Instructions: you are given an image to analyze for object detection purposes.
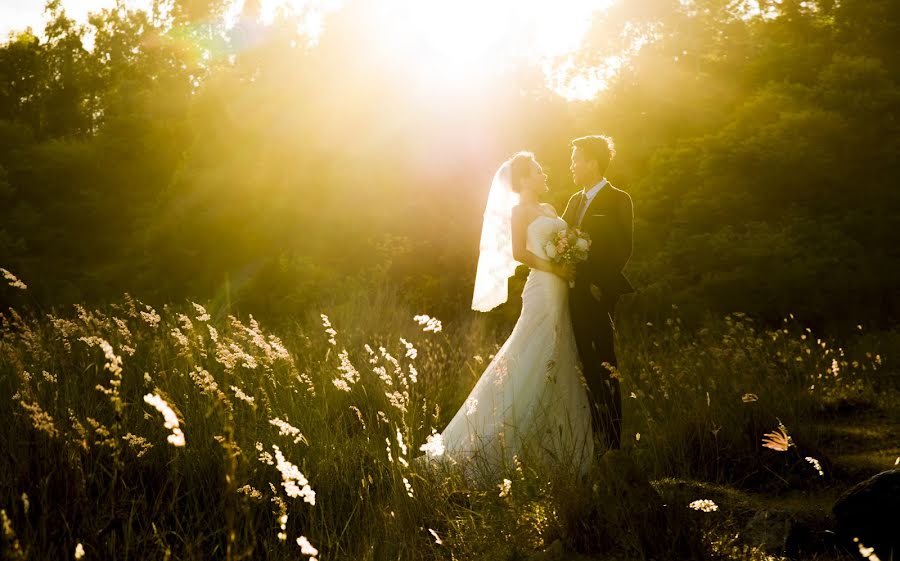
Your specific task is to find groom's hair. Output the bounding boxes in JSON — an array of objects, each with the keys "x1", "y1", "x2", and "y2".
[
  {"x1": 509, "y1": 151, "x2": 537, "y2": 193},
  {"x1": 572, "y1": 135, "x2": 616, "y2": 174}
]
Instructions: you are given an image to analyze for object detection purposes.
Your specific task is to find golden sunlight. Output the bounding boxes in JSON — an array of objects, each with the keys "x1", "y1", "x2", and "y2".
[{"x1": 252, "y1": 0, "x2": 620, "y2": 99}]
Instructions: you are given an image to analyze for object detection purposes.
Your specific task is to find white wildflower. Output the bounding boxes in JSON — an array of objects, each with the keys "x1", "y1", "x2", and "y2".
[
  {"x1": 688, "y1": 499, "x2": 718, "y2": 512},
  {"x1": 143, "y1": 393, "x2": 185, "y2": 447},
  {"x1": 498, "y1": 478, "x2": 512, "y2": 498},
  {"x1": 413, "y1": 314, "x2": 442, "y2": 333},
  {"x1": 272, "y1": 445, "x2": 315, "y2": 505},
  {"x1": 192, "y1": 302, "x2": 211, "y2": 322},
  {"x1": 805, "y1": 456, "x2": 824, "y2": 476},
  {"x1": 321, "y1": 314, "x2": 337, "y2": 345},
  {"x1": 1, "y1": 268, "x2": 27, "y2": 289},
  {"x1": 400, "y1": 338, "x2": 417, "y2": 359},
  {"x1": 466, "y1": 397, "x2": 478, "y2": 416},
  {"x1": 854, "y1": 538, "x2": 882, "y2": 561},
  {"x1": 269, "y1": 418, "x2": 308, "y2": 445},
  {"x1": 419, "y1": 431, "x2": 445, "y2": 458},
  {"x1": 139, "y1": 305, "x2": 161, "y2": 328},
  {"x1": 297, "y1": 536, "x2": 319, "y2": 560},
  {"x1": 74, "y1": 542, "x2": 85, "y2": 559},
  {"x1": 403, "y1": 476, "x2": 414, "y2": 498},
  {"x1": 230, "y1": 385, "x2": 255, "y2": 404}
]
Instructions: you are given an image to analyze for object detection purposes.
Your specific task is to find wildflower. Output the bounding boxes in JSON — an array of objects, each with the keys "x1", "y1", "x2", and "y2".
[
  {"x1": 854, "y1": 538, "x2": 882, "y2": 561},
  {"x1": 395, "y1": 428, "x2": 408, "y2": 456},
  {"x1": 403, "y1": 477, "x2": 414, "y2": 498},
  {"x1": 498, "y1": 478, "x2": 512, "y2": 498},
  {"x1": 400, "y1": 338, "x2": 417, "y2": 359},
  {"x1": 332, "y1": 350, "x2": 359, "y2": 391},
  {"x1": 237, "y1": 484, "x2": 263, "y2": 500},
  {"x1": 413, "y1": 314, "x2": 442, "y2": 333},
  {"x1": 257, "y1": 441, "x2": 274, "y2": 465},
  {"x1": 277, "y1": 513, "x2": 288, "y2": 541},
  {"x1": 231, "y1": 385, "x2": 255, "y2": 405},
  {"x1": 473, "y1": 354, "x2": 484, "y2": 364},
  {"x1": 270, "y1": 418, "x2": 308, "y2": 445},
  {"x1": 688, "y1": 499, "x2": 718, "y2": 512},
  {"x1": 635, "y1": 432, "x2": 641, "y2": 441},
  {"x1": 74, "y1": 543, "x2": 85, "y2": 559},
  {"x1": 465, "y1": 397, "x2": 478, "y2": 415},
  {"x1": 190, "y1": 367, "x2": 221, "y2": 396},
  {"x1": 122, "y1": 433, "x2": 153, "y2": 458},
  {"x1": 805, "y1": 456, "x2": 824, "y2": 476},
  {"x1": 741, "y1": 393, "x2": 759, "y2": 403},
  {"x1": 20, "y1": 401, "x2": 59, "y2": 438},
  {"x1": 272, "y1": 445, "x2": 315, "y2": 505},
  {"x1": 761, "y1": 422, "x2": 792, "y2": 452},
  {"x1": 1, "y1": 268, "x2": 27, "y2": 289},
  {"x1": 143, "y1": 393, "x2": 185, "y2": 447},
  {"x1": 385, "y1": 390, "x2": 409, "y2": 413},
  {"x1": 170, "y1": 327, "x2": 190, "y2": 348},
  {"x1": 20, "y1": 494, "x2": 28, "y2": 514},
  {"x1": 139, "y1": 305, "x2": 161, "y2": 328},
  {"x1": 321, "y1": 314, "x2": 337, "y2": 345},
  {"x1": 349, "y1": 406, "x2": 366, "y2": 429},
  {"x1": 297, "y1": 536, "x2": 319, "y2": 560},
  {"x1": 192, "y1": 302, "x2": 211, "y2": 322},
  {"x1": 207, "y1": 324, "x2": 219, "y2": 343},
  {"x1": 419, "y1": 431, "x2": 445, "y2": 458}
]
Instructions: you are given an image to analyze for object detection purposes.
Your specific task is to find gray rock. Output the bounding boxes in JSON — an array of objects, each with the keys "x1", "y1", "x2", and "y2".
[{"x1": 833, "y1": 469, "x2": 900, "y2": 560}]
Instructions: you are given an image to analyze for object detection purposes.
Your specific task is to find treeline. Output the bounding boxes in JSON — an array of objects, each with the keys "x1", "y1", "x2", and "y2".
[{"x1": 1, "y1": 0, "x2": 898, "y2": 330}]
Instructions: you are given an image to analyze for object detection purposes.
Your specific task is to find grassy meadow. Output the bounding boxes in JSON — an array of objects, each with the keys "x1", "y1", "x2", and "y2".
[{"x1": 1, "y1": 275, "x2": 897, "y2": 561}]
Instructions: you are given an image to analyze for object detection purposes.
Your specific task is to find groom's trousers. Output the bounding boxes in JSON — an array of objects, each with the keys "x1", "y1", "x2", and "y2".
[{"x1": 571, "y1": 293, "x2": 623, "y2": 451}]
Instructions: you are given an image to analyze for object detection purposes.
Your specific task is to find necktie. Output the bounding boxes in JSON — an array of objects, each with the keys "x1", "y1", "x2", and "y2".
[{"x1": 576, "y1": 191, "x2": 588, "y2": 226}]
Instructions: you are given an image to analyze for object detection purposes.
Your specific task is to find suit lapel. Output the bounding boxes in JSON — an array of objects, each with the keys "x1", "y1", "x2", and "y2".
[{"x1": 580, "y1": 185, "x2": 607, "y2": 225}]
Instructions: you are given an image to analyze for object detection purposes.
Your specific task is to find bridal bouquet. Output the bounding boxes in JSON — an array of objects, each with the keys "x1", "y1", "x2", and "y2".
[{"x1": 544, "y1": 227, "x2": 591, "y2": 265}]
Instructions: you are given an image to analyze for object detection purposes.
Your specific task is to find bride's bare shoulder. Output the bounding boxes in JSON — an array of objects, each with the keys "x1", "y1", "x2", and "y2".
[{"x1": 513, "y1": 202, "x2": 540, "y2": 216}]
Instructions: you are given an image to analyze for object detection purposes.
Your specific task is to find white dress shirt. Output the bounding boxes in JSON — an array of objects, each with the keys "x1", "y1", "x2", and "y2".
[{"x1": 577, "y1": 178, "x2": 608, "y2": 226}]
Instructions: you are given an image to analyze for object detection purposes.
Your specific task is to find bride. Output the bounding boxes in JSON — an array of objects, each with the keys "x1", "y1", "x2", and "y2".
[{"x1": 427, "y1": 152, "x2": 593, "y2": 480}]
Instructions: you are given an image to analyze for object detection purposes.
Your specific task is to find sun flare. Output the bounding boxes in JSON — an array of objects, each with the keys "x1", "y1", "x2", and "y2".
[{"x1": 251, "y1": 0, "x2": 619, "y2": 99}]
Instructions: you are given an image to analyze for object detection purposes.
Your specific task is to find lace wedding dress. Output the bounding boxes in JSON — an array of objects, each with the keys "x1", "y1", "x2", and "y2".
[{"x1": 436, "y1": 213, "x2": 593, "y2": 480}]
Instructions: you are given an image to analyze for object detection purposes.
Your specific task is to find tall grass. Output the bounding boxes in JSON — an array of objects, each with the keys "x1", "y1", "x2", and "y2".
[{"x1": 0, "y1": 280, "x2": 893, "y2": 560}]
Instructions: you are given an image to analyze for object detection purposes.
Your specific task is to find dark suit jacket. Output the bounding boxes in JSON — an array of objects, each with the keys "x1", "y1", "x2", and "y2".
[{"x1": 562, "y1": 182, "x2": 635, "y2": 304}]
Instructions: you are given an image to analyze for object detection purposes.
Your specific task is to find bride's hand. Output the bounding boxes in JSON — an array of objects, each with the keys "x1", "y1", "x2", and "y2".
[{"x1": 555, "y1": 263, "x2": 576, "y2": 282}]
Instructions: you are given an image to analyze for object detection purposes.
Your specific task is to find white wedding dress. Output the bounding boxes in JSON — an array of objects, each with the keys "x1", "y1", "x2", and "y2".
[{"x1": 436, "y1": 213, "x2": 593, "y2": 480}]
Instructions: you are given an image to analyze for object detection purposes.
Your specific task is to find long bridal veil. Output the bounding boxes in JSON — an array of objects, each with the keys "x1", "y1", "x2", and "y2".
[{"x1": 471, "y1": 161, "x2": 520, "y2": 312}]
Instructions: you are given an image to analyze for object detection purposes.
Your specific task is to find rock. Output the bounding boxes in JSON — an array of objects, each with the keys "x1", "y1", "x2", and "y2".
[
  {"x1": 744, "y1": 508, "x2": 837, "y2": 558},
  {"x1": 833, "y1": 469, "x2": 900, "y2": 559}
]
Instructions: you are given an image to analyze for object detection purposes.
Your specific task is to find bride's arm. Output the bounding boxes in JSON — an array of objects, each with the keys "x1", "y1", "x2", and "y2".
[{"x1": 511, "y1": 206, "x2": 573, "y2": 280}]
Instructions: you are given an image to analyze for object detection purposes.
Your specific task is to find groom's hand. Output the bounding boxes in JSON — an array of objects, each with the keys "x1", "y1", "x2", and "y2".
[
  {"x1": 556, "y1": 263, "x2": 576, "y2": 283},
  {"x1": 590, "y1": 283, "x2": 604, "y2": 302}
]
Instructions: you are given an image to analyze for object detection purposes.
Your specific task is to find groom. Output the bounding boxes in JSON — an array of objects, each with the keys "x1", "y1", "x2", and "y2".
[{"x1": 562, "y1": 135, "x2": 634, "y2": 452}]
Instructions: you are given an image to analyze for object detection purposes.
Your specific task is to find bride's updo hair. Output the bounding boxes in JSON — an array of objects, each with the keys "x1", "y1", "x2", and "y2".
[{"x1": 508, "y1": 151, "x2": 537, "y2": 193}]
